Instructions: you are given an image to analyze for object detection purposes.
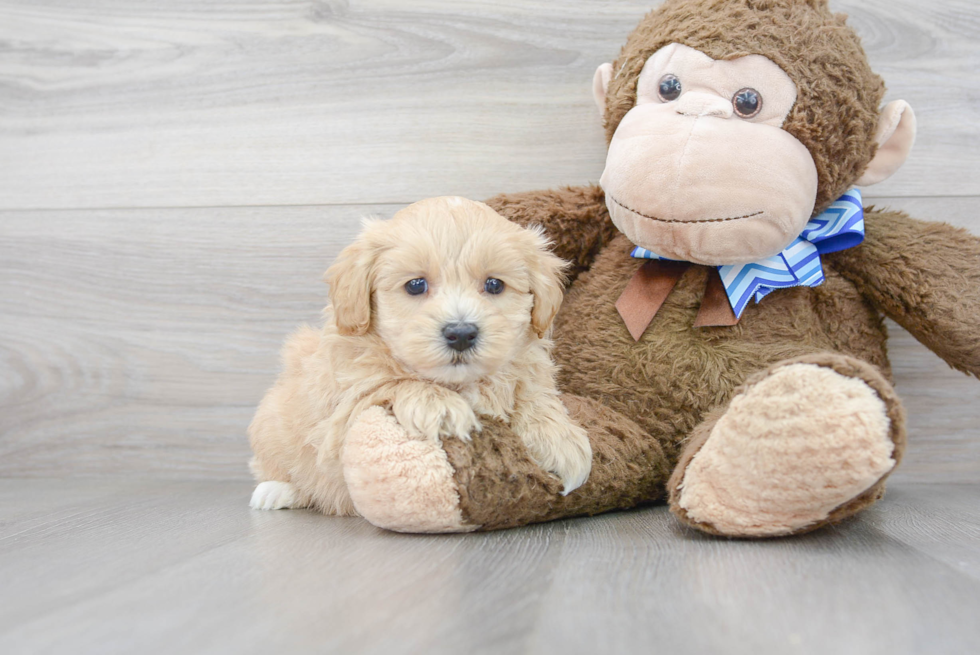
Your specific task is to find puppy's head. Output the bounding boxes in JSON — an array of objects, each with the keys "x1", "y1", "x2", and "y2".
[{"x1": 324, "y1": 196, "x2": 567, "y2": 385}]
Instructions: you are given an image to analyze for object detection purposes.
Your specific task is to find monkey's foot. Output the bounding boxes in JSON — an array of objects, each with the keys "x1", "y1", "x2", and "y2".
[
  {"x1": 342, "y1": 407, "x2": 477, "y2": 533},
  {"x1": 668, "y1": 354, "x2": 906, "y2": 537}
]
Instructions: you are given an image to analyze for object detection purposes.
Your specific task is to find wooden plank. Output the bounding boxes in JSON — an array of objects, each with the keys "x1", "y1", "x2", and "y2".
[
  {"x1": 528, "y1": 488, "x2": 980, "y2": 655},
  {"x1": 1, "y1": 199, "x2": 978, "y2": 481},
  {"x1": 869, "y1": 483, "x2": 980, "y2": 582},
  {"x1": 1, "y1": 479, "x2": 978, "y2": 654},
  {"x1": 0, "y1": 0, "x2": 977, "y2": 210},
  {"x1": 0, "y1": 204, "x2": 386, "y2": 479}
]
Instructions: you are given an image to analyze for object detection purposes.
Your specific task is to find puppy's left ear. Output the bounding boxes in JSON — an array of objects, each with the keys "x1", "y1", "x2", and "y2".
[
  {"x1": 325, "y1": 222, "x2": 385, "y2": 336},
  {"x1": 524, "y1": 227, "x2": 568, "y2": 338}
]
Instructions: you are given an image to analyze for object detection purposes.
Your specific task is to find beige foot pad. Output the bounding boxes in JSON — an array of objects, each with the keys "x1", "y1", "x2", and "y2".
[
  {"x1": 342, "y1": 406, "x2": 477, "y2": 533},
  {"x1": 675, "y1": 363, "x2": 896, "y2": 537}
]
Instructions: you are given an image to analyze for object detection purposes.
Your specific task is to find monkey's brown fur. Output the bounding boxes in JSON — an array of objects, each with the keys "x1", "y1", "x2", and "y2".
[
  {"x1": 449, "y1": 197, "x2": 980, "y2": 533},
  {"x1": 425, "y1": 0, "x2": 980, "y2": 534},
  {"x1": 606, "y1": 0, "x2": 886, "y2": 213},
  {"x1": 340, "y1": 0, "x2": 980, "y2": 536}
]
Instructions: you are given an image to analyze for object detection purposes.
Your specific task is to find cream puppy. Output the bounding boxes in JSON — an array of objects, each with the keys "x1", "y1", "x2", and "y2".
[{"x1": 248, "y1": 196, "x2": 592, "y2": 515}]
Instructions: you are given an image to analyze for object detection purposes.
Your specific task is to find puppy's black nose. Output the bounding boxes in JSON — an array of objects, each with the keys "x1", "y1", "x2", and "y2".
[{"x1": 443, "y1": 322, "x2": 479, "y2": 352}]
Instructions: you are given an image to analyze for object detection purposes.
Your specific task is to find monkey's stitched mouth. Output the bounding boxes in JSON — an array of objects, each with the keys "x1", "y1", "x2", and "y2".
[{"x1": 609, "y1": 195, "x2": 763, "y2": 224}]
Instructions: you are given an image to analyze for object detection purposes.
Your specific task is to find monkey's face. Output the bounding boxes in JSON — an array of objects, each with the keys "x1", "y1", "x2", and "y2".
[{"x1": 598, "y1": 44, "x2": 819, "y2": 265}]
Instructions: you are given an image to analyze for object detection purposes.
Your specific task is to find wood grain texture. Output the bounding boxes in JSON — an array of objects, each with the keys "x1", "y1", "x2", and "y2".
[
  {"x1": 0, "y1": 0, "x2": 978, "y2": 210},
  {"x1": 1, "y1": 198, "x2": 978, "y2": 482},
  {"x1": 1, "y1": 4, "x2": 977, "y2": 652},
  {"x1": 0, "y1": 204, "x2": 385, "y2": 479},
  {"x1": 0, "y1": 479, "x2": 978, "y2": 655}
]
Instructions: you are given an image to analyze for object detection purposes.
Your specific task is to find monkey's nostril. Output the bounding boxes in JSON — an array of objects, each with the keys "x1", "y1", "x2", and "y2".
[{"x1": 442, "y1": 322, "x2": 479, "y2": 352}]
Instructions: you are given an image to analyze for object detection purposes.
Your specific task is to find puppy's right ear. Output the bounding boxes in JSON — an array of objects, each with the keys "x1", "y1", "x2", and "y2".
[
  {"x1": 324, "y1": 223, "x2": 384, "y2": 336},
  {"x1": 523, "y1": 226, "x2": 569, "y2": 339}
]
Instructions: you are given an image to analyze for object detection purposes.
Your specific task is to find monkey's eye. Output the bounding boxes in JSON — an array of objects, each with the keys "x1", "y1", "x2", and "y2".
[
  {"x1": 405, "y1": 278, "x2": 428, "y2": 296},
  {"x1": 484, "y1": 278, "x2": 505, "y2": 295},
  {"x1": 733, "y1": 88, "x2": 763, "y2": 118},
  {"x1": 657, "y1": 74, "x2": 682, "y2": 102}
]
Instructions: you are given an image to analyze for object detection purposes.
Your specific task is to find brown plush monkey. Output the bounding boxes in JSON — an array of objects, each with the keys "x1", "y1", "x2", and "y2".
[{"x1": 340, "y1": 0, "x2": 980, "y2": 537}]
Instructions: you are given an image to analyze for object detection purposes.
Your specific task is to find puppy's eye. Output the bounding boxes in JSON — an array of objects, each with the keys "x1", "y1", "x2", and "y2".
[
  {"x1": 484, "y1": 278, "x2": 505, "y2": 295},
  {"x1": 405, "y1": 278, "x2": 428, "y2": 296}
]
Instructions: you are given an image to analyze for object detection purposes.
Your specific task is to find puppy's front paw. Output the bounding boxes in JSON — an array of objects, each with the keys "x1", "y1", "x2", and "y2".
[
  {"x1": 392, "y1": 387, "x2": 481, "y2": 443},
  {"x1": 523, "y1": 422, "x2": 593, "y2": 496},
  {"x1": 437, "y1": 394, "x2": 483, "y2": 442}
]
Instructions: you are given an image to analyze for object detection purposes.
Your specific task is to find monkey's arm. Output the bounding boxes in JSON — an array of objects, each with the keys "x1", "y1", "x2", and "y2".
[
  {"x1": 485, "y1": 185, "x2": 617, "y2": 281},
  {"x1": 828, "y1": 209, "x2": 980, "y2": 378}
]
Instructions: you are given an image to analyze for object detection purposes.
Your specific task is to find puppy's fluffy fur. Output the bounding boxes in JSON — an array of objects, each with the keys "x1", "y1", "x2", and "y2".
[{"x1": 248, "y1": 196, "x2": 592, "y2": 515}]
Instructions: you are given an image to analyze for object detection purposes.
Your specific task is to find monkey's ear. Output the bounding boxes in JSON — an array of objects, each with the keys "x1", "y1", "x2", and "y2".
[
  {"x1": 324, "y1": 223, "x2": 384, "y2": 336},
  {"x1": 592, "y1": 62, "x2": 614, "y2": 119},
  {"x1": 856, "y1": 100, "x2": 917, "y2": 187}
]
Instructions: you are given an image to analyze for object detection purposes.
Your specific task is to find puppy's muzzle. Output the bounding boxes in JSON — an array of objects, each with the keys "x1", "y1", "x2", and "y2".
[{"x1": 442, "y1": 322, "x2": 479, "y2": 352}]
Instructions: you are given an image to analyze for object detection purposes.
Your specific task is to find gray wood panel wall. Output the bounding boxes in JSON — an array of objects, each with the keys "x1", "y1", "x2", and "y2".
[{"x1": 1, "y1": 0, "x2": 978, "y2": 482}]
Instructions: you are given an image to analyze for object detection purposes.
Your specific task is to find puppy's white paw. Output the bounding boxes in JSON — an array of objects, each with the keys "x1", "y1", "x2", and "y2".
[
  {"x1": 392, "y1": 388, "x2": 481, "y2": 443},
  {"x1": 437, "y1": 395, "x2": 482, "y2": 442},
  {"x1": 554, "y1": 424, "x2": 593, "y2": 496},
  {"x1": 250, "y1": 481, "x2": 303, "y2": 510},
  {"x1": 523, "y1": 423, "x2": 593, "y2": 496}
]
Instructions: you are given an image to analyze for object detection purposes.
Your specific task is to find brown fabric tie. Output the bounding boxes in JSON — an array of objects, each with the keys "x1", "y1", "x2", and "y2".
[
  {"x1": 616, "y1": 261, "x2": 739, "y2": 341},
  {"x1": 615, "y1": 260, "x2": 689, "y2": 341},
  {"x1": 694, "y1": 267, "x2": 739, "y2": 328}
]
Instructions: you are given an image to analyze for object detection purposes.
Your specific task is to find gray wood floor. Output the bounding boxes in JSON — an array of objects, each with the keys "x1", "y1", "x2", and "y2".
[
  {"x1": 1, "y1": 479, "x2": 979, "y2": 655},
  {"x1": 1, "y1": 1, "x2": 979, "y2": 653}
]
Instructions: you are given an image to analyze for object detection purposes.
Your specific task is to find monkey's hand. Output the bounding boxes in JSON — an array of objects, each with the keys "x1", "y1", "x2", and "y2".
[
  {"x1": 829, "y1": 209, "x2": 980, "y2": 379},
  {"x1": 485, "y1": 185, "x2": 616, "y2": 282}
]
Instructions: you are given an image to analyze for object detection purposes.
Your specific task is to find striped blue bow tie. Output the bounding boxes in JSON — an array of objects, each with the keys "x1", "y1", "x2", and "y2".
[{"x1": 630, "y1": 189, "x2": 865, "y2": 319}]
